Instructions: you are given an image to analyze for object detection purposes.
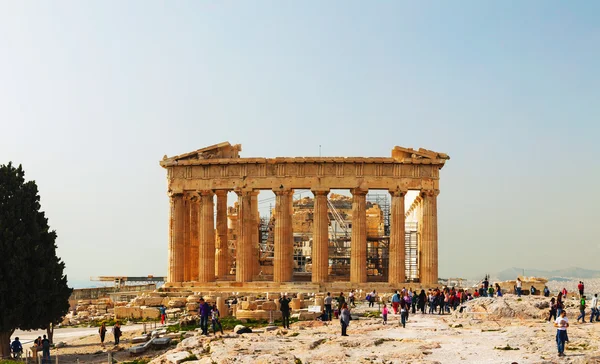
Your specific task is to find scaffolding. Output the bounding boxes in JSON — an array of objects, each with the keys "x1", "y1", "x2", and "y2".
[
  {"x1": 405, "y1": 221, "x2": 419, "y2": 281},
  {"x1": 251, "y1": 192, "x2": 419, "y2": 282}
]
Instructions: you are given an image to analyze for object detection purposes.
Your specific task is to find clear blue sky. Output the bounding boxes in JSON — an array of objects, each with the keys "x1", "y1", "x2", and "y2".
[{"x1": 1, "y1": 1, "x2": 598, "y2": 286}]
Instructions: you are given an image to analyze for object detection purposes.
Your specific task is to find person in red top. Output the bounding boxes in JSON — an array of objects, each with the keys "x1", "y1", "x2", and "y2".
[
  {"x1": 578, "y1": 281, "x2": 584, "y2": 298},
  {"x1": 562, "y1": 287, "x2": 568, "y2": 299},
  {"x1": 473, "y1": 290, "x2": 480, "y2": 298}
]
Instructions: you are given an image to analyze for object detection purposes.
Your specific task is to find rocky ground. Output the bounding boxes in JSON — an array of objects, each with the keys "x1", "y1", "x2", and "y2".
[
  {"x1": 142, "y1": 295, "x2": 600, "y2": 364},
  {"x1": 26, "y1": 294, "x2": 600, "y2": 363}
]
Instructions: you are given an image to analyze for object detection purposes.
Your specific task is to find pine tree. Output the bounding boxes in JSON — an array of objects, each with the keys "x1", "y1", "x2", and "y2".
[{"x1": 0, "y1": 163, "x2": 72, "y2": 358}]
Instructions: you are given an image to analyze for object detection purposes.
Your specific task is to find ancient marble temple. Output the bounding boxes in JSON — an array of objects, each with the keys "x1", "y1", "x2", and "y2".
[{"x1": 160, "y1": 142, "x2": 449, "y2": 287}]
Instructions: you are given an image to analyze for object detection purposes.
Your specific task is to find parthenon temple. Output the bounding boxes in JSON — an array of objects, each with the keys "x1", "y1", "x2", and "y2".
[{"x1": 160, "y1": 142, "x2": 449, "y2": 290}]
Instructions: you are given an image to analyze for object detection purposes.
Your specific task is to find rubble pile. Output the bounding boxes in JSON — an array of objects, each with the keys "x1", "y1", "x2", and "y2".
[{"x1": 62, "y1": 298, "x2": 114, "y2": 325}]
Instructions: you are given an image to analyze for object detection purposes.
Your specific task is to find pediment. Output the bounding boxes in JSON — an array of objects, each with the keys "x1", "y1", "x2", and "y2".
[
  {"x1": 161, "y1": 142, "x2": 242, "y2": 165},
  {"x1": 392, "y1": 146, "x2": 450, "y2": 161}
]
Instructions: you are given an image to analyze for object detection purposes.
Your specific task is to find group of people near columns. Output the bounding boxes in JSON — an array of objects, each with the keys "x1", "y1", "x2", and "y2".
[{"x1": 197, "y1": 297, "x2": 224, "y2": 336}]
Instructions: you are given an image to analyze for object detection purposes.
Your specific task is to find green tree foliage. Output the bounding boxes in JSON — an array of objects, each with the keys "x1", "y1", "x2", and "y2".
[{"x1": 0, "y1": 163, "x2": 72, "y2": 358}]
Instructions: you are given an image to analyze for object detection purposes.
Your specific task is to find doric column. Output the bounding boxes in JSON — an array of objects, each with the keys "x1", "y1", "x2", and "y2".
[
  {"x1": 236, "y1": 190, "x2": 254, "y2": 282},
  {"x1": 215, "y1": 190, "x2": 229, "y2": 278},
  {"x1": 273, "y1": 189, "x2": 294, "y2": 282},
  {"x1": 168, "y1": 193, "x2": 185, "y2": 283},
  {"x1": 183, "y1": 194, "x2": 191, "y2": 281},
  {"x1": 189, "y1": 194, "x2": 200, "y2": 281},
  {"x1": 311, "y1": 190, "x2": 329, "y2": 283},
  {"x1": 198, "y1": 190, "x2": 216, "y2": 282},
  {"x1": 250, "y1": 191, "x2": 261, "y2": 275},
  {"x1": 420, "y1": 189, "x2": 439, "y2": 285},
  {"x1": 388, "y1": 189, "x2": 406, "y2": 285},
  {"x1": 350, "y1": 188, "x2": 368, "y2": 284}
]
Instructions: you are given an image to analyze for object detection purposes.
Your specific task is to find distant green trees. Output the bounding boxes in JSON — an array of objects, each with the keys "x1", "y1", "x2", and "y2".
[{"x1": 0, "y1": 163, "x2": 72, "y2": 358}]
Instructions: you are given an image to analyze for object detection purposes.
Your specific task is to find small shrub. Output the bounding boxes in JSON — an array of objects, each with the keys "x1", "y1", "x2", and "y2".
[{"x1": 180, "y1": 354, "x2": 198, "y2": 362}]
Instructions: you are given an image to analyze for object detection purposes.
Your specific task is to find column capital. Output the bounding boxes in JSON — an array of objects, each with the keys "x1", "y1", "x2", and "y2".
[
  {"x1": 420, "y1": 189, "x2": 440, "y2": 197},
  {"x1": 234, "y1": 188, "x2": 255, "y2": 196},
  {"x1": 199, "y1": 190, "x2": 215, "y2": 197},
  {"x1": 351, "y1": 188, "x2": 368, "y2": 196},
  {"x1": 311, "y1": 188, "x2": 330, "y2": 196},
  {"x1": 214, "y1": 190, "x2": 229, "y2": 197},
  {"x1": 273, "y1": 188, "x2": 293, "y2": 196},
  {"x1": 389, "y1": 188, "x2": 407, "y2": 197},
  {"x1": 168, "y1": 190, "x2": 184, "y2": 197}
]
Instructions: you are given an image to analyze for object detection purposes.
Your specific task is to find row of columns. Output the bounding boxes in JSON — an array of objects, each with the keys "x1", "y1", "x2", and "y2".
[{"x1": 168, "y1": 188, "x2": 439, "y2": 285}]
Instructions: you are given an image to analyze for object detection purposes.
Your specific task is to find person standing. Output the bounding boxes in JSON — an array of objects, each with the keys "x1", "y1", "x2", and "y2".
[
  {"x1": 577, "y1": 296, "x2": 586, "y2": 323},
  {"x1": 368, "y1": 290, "x2": 376, "y2": 308},
  {"x1": 590, "y1": 294, "x2": 598, "y2": 323},
  {"x1": 199, "y1": 298, "x2": 211, "y2": 335},
  {"x1": 391, "y1": 290, "x2": 400, "y2": 314},
  {"x1": 516, "y1": 278, "x2": 522, "y2": 297},
  {"x1": 557, "y1": 292, "x2": 564, "y2": 317},
  {"x1": 382, "y1": 303, "x2": 388, "y2": 325},
  {"x1": 349, "y1": 290, "x2": 356, "y2": 308},
  {"x1": 554, "y1": 310, "x2": 569, "y2": 357},
  {"x1": 337, "y1": 292, "x2": 346, "y2": 311},
  {"x1": 279, "y1": 293, "x2": 292, "y2": 329},
  {"x1": 399, "y1": 298, "x2": 408, "y2": 328},
  {"x1": 483, "y1": 276, "x2": 489, "y2": 296},
  {"x1": 418, "y1": 290, "x2": 427, "y2": 314},
  {"x1": 548, "y1": 297, "x2": 557, "y2": 322},
  {"x1": 159, "y1": 305, "x2": 167, "y2": 325},
  {"x1": 578, "y1": 281, "x2": 584, "y2": 298},
  {"x1": 211, "y1": 304, "x2": 224, "y2": 335},
  {"x1": 339, "y1": 302, "x2": 350, "y2": 336},
  {"x1": 41, "y1": 334, "x2": 51, "y2": 362},
  {"x1": 112, "y1": 323, "x2": 122, "y2": 345},
  {"x1": 99, "y1": 322, "x2": 107, "y2": 347},
  {"x1": 324, "y1": 292, "x2": 333, "y2": 321}
]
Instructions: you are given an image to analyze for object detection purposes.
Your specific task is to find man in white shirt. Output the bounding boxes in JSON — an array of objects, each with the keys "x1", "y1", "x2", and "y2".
[
  {"x1": 554, "y1": 310, "x2": 569, "y2": 357},
  {"x1": 590, "y1": 294, "x2": 598, "y2": 323}
]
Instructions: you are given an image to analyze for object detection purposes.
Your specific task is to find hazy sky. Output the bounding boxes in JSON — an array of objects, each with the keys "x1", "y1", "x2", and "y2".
[{"x1": 1, "y1": 1, "x2": 598, "y2": 286}]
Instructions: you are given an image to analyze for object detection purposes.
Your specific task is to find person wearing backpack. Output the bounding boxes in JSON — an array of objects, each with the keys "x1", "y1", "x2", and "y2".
[
  {"x1": 112, "y1": 322, "x2": 122, "y2": 345},
  {"x1": 399, "y1": 299, "x2": 408, "y2": 328}
]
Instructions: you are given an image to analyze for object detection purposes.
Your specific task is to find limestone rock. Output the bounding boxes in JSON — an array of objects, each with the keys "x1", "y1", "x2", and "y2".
[
  {"x1": 166, "y1": 351, "x2": 191, "y2": 364},
  {"x1": 241, "y1": 301, "x2": 257, "y2": 310},
  {"x1": 169, "y1": 298, "x2": 187, "y2": 308},
  {"x1": 186, "y1": 303, "x2": 199, "y2": 312},
  {"x1": 187, "y1": 295, "x2": 200, "y2": 303},
  {"x1": 261, "y1": 301, "x2": 277, "y2": 311}
]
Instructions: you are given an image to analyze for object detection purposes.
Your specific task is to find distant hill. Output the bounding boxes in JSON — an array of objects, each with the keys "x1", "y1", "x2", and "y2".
[{"x1": 496, "y1": 267, "x2": 600, "y2": 281}]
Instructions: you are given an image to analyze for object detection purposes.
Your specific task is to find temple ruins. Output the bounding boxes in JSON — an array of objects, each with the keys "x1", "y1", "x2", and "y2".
[{"x1": 160, "y1": 142, "x2": 449, "y2": 291}]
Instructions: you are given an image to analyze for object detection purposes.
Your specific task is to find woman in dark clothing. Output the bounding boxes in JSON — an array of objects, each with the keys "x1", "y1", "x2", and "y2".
[
  {"x1": 557, "y1": 292, "x2": 564, "y2": 317},
  {"x1": 99, "y1": 322, "x2": 107, "y2": 347},
  {"x1": 339, "y1": 303, "x2": 350, "y2": 336},
  {"x1": 418, "y1": 290, "x2": 427, "y2": 314},
  {"x1": 399, "y1": 299, "x2": 408, "y2": 328}
]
